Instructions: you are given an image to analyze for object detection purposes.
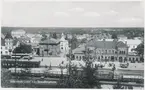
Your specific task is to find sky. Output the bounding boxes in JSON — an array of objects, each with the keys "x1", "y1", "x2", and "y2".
[{"x1": 2, "y1": 1, "x2": 144, "y2": 27}]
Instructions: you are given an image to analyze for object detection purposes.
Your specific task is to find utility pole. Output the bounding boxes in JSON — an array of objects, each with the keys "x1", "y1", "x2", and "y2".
[{"x1": 14, "y1": 51, "x2": 17, "y2": 87}]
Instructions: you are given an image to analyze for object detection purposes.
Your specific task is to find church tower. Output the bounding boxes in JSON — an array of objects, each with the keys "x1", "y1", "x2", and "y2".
[
  {"x1": 5, "y1": 32, "x2": 13, "y2": 55},
  {"x1": 60, "y1": 33, "x2": 69, "y2": 56}
]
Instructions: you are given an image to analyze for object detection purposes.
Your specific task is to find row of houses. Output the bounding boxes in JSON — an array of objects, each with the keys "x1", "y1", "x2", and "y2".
[
  {"x1": 72, "y1": 39, "x2": 141, "y2": 63},
  {"x1": 1, "y1": 31, "x2": 70, "y2": 58}
]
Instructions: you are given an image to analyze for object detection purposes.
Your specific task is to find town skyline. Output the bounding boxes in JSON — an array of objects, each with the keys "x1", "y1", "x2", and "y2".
[{"x1": 1, "y1": 1, "x2": 144, "y2": 89}]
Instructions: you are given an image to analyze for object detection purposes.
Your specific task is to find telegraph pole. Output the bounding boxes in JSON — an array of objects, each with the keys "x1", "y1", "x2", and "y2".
[{"x1": 14, "y1": 51, "x2": 17, "y2": 87}]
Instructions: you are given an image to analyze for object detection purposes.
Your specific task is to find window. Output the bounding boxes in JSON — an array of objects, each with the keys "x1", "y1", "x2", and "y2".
[
  {"x1": 80, "y1": 56, "x2": 81, "y2": 60},
  {"x1": 98, "y1": 56, "x2": 100, "y2": 60},
  {"x1": 136, "y1": 58, "x2": 138, "y2": 61},
  {"x1": 112, "y1": 50, "x2": 114, "y2": 54},
  {"x1": 133, "y1": 58, "x2": 135, "y2": 61},
  {"x1": 103, "y1": 50, "x2": 105, "y2": 53},
  {"x1": 5, "y1": 51, "x2": 8, "y2": 54},
  {"x1": 105, "y1": 50, "x2": 107, "y2": 53},
  {"x1": 5, "y1": 47, "x2": 7, "y2": 49},
  {"x1": 61, "y1": 47, "x2": 63, "y2": 49},
  {"x1": 76, "y1": 56, "x2": 78, "y2": 59},
  {"x1": 83, "y1": 56, "x2": 85, "y2": 60}
]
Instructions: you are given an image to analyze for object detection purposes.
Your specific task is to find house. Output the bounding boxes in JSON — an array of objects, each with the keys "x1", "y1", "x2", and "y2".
[
  {"x1": 128, "y1": 52, "x2": 140, "y2": 63},
  {"x1": 73, "y1": 39, "x2": 141, "y2": 63},
  {"x1": 119, "y1": 39, "x2": 142, "y2": 53},
  {"x1": 11, "y1": 29, "x2": 26, "y2": 38},
  {"x1": 39, "y1": 38, "x2": 60, "y2": 56},
  {"x1": 39, "y1": 33, "x2": 69, "y2": 57},
  {"x1": 1, "y1": 33, "x2": 19, "y2": 56},
  {"x1": 98, "y1": 39, "x2": 114, "y2": 41},
  {"x1": 117, "y1": 35, "x2": 128, "y2": 40},
  {"x1": 17, "y1": 36, "x2": 31, "y2": 44},
  {"x1": 26, "y1": 33, "x2": 35, "y2": 39},
  {"x1": 30, "y1": 34, "x2": 42, "y2": 44}
]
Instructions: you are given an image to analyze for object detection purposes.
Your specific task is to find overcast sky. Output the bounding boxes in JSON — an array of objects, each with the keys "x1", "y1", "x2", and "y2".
[{"x1": 2, "y1": 1, "x2": 144, "y2": 27}]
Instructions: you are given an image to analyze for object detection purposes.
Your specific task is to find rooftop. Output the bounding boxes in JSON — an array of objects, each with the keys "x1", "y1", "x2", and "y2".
[
  {"x1": 1, "y1": 38, "x2": 5, "y2": 46},
  {"x1": 5, "y1": 32, "x2": 13, "y2": 39},
  {"x1": 39, "y1": 38, "x2": 60, "y2": 45},
  {"x1": 86, "y1": 39, "x2": 127, "y2": 49}
]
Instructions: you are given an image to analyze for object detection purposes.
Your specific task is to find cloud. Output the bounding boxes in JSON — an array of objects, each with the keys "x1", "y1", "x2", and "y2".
[
  {"x1": 54, "y1": 12, "x2": 69, "y2": 17},
  {"x1": 104, "y1": 10, "x2": 118, "y2": 15},
  {"x1": 118, "y1": 17, "x2": 142, "y2": 23},
  {"x1": 69, "y1": 7, "x2": 84, "y2": 12},
  {"x1": 84, "y1": 12, "x2": 100, "y2": 17}
]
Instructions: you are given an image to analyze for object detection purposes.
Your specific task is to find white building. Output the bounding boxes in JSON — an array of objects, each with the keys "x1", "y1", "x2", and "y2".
[
  {"x1": 30, "y1": 34, "x2": 42, "y2": 44},
  {"x1": 119, "y1": 39, "x2": 142, "y2": 53},
  {"x1": 11, "y1": 29, "x2": 26, "y2": 38},
  {"x1": 59, "y1": 33, "x2": 69, "y2": 57},
  {"x1": 26, "y1": 33, "x2": 35, "y2": 39},
  {"x1": 1, "y1": 33, "x2": 19, "y2": 55},
  {"x1": 117, "y1": 35, "x2": 128, "y2": 40},
  {"x1": 98, "y1": 39, "x2": 114, "y2": 41}
]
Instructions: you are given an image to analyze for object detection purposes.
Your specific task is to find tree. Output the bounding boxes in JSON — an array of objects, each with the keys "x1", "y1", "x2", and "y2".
[
  {"x1": 1, "y1": 68, "x2": 12, "y2": 87},
  {"x1": 70, "y1": 35, "x2": 79, "y2": 50},
  {"x1": 80, "y1": 38, "x2": 87, "y2": 44},
  {"x1": 52, "y1": 32, "x2": 57, "y2": 39},
  {"x1": 13, "y1": 44, "x2": 32, "y2": 53},
  {"x1": 81, "y1": 48, "x2": 101, "y2": 88},
  {"x1": 134, "y1": 42, "x2": 144, "y2": 62},
  {"x1": 57, "y1": 47, "x2": 101, "y2": 88},
  {"x1": 41, "y1": 33, "x2": 47, "y2": 41},
  {"x1": 65, "y1": 34, "x2": 68, "y2": 40},
  {"x1": 111, "y1": 33, "x2": 117, "y2": 39}
]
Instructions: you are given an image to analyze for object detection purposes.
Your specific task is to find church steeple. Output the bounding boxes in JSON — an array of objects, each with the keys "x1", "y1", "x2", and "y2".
[
  {"x1": 60, "y1": 33, "x2": 65, "y2": 41},
  {"x1": 5, "y1": 32, "x2": 13, "y2": 47},
  {"x1": 5, "y1": 32, "x2": 13, "y2": 39}
]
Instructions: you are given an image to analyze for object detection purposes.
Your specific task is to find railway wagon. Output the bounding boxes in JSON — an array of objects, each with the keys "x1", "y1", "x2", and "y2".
[
  {"x1": 122, "y1": 74, "x2": 144, "y2": 83},
  {"x1": 9, "y1": 68, "x2": 68, "y2": 78},
  {"x1": 2, "y1": 60, "x2": 40, "y2": 68}
]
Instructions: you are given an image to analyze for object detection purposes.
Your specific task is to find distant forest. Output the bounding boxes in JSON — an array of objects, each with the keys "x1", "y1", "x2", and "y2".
[{"x1": 1, "y1": 27, "x2": 144, "y2": 38}]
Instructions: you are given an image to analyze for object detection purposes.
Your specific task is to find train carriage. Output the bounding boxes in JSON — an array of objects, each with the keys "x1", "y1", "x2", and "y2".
[{"x1": 122, "y1": 74, "x2": 144, "y2": 83}]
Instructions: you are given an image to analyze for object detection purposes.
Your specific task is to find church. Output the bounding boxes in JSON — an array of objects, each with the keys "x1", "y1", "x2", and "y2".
[{"x1": 39, "y1": 33, "x2": 69, "y2": 57}]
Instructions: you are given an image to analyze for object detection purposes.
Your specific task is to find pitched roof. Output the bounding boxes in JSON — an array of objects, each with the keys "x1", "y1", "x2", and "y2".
[
  {"x1": 72, "y1": 44, "x2": 85, "y2": 54},
  {"x1": 17, "y1": 38, "x2": 28, "y2": 45},
  {"x1": 1, "y1": 33, "x2": 5, "y2": 39},
  {"x1": 86, "y1": 39, "x2": 127, "y2": 49},
  {"x1": 13, "y1": 38, "x2": 19, "y2": 46},
  {"x1": 5, "y1": 32, "x2": 13, "y2": 39},
  {"x1": 1, "y1": 38, "x2": 5, "y2": 46},
  {"x1": 39, "y1": 38, "x2": 59, "y2": 45}
]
